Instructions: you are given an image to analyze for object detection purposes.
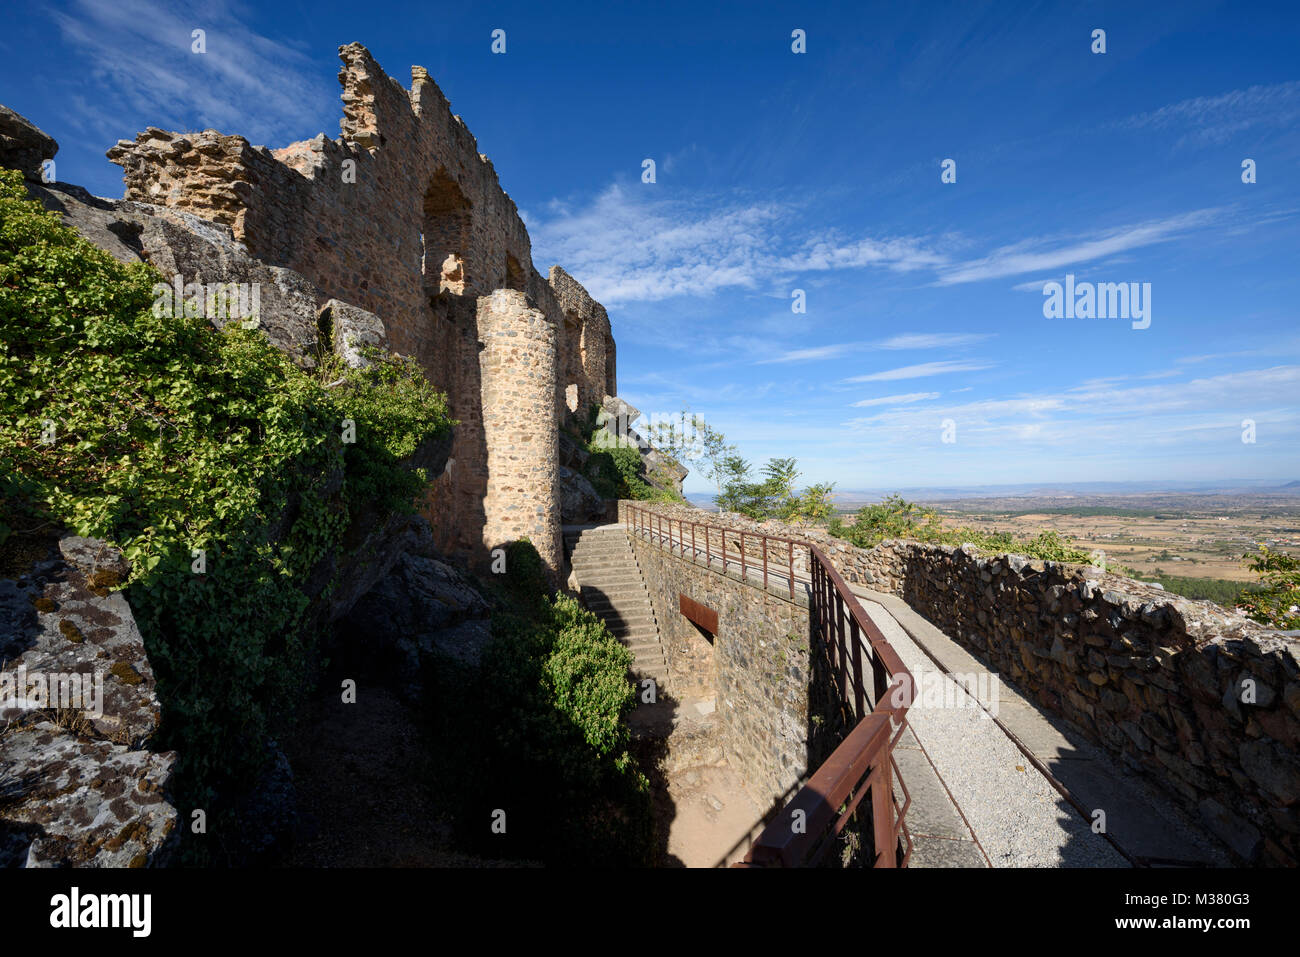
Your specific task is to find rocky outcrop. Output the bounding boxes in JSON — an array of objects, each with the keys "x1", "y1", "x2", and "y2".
[
  {"x1": 0, "y1": 535, "x2": 178, "y2": 867},
  {"x1": 0, "y1": 106, "x2": 56, "y2": 181},
  {"x1": 319, "y1": 298, "x2": 388, "y2": 369},
  {"x1": 559, "y1": 466, "x2": 608, "y2": 525},
  {"x1": 25, "y1": 180, "x2": 328, "y2": 369},
  {"x1": 598, "y1": 396, "x2": 688, "y2": 497},
  {"x1": 337, "y1": 518, "x2": 491, "y2": 698}
]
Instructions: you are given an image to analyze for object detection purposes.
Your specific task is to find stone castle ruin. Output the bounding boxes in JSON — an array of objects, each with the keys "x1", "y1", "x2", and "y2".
[{"x1": 106, "y1": 43, "x2": 619, "y2": 577}]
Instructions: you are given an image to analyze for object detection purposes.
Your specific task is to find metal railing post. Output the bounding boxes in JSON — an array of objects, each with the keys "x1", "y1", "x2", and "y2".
[{"x1": 873, "y1": 756, "x2": 896, "y2": 868}]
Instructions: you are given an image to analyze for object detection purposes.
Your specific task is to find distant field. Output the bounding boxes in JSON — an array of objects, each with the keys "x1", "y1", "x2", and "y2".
[{"x1": 832, "y1": 492, "x2": 1300, "y2": 585}]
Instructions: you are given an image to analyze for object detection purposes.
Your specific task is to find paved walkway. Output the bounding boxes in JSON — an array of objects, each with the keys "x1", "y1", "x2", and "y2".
[{"x1": 856, "y1": 586, "x2": 1230, "y2": 867}]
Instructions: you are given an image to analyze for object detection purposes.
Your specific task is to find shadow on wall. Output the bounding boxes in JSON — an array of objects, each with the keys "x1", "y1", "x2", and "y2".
[{"x1": 423, "y1": 293, "x2": 489, "y2": 570}]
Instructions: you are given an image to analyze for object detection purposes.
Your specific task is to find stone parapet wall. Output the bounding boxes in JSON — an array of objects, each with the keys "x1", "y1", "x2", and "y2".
[{"x1": 616, "y1": 501, "x2": 1300, "y2": 865}]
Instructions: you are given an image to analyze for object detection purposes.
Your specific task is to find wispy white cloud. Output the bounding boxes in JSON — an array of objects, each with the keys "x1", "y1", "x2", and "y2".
[
  {"x1": 843, "y1": 366, "x2": 1300, "y2": 450},
  {"x1": 756, "y1": 332, "x2": 994, "y2": 365},
  {"x1": 773, "y1": 234, "x2": 947, "y2": 274},
  {"x1": 845, "y1": 360, "x2": 994, "y2": 383},
  {"x1": 526, "y1": 183, "x2": 949, "y2": 306},
  {"x1": 850, "y1": 392, "x2": 941, "y2": 407},
  {"x1": 877, "y1": 333, "x2": 993, "y2": 349},
  {"x1": 756, "y1": 342, "x2": 871, "y2": 364},
  {"x1": 1120, "y1": 81, "x2": 1300, "y2": 147},
  {"x1": 50, "y1": 0, "x2": 332, "y2": 146},
  {"x1": 935, "y1": 209, "x2": 1224, "y2": 286}
]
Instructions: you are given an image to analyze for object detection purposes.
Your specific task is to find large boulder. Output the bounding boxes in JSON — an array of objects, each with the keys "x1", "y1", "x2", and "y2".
[
  {"x1": 1, "y1": 536, "x2": 161, "y2": 746},
  {"x1": 319, "y1": 298, "x2": 388, "y2": 369},
  {"x1": 596, "y1": 394, "x2": 688, "y2": 497},
  {"x1": 559, "y1": 465, "x2": 608, "y2": 524},
  {"x1": 1, "y1": 722, "x2": 177, "y2": 868},
  {"x1": 338, "y1": 522, "x2": 491, "y2": 698},
  {"x1": 0, "y1": 534, "x2": 179, "y2": 868},
  {"x1": 0, "y1": 105, "x2": 57, "y2": 181}
]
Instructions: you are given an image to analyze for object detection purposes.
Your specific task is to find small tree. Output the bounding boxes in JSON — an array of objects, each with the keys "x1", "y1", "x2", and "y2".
[
  {"x1": 645, "y1": 407, "x2": 736, "y2": 498},
  {"x1": 791, "y1": 481, "x2": 836, "y2": 525},
  {"x1": 715, "y1": 455, "x2": 754, "y2": 514},
  {"x1": 760, "y1": 457, "x2": 801, "y2": 520}
]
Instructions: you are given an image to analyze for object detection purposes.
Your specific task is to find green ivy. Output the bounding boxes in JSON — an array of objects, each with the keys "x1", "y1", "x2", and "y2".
[{"x1": 0, "y1": 169, "x2": 452, "y2": 847}]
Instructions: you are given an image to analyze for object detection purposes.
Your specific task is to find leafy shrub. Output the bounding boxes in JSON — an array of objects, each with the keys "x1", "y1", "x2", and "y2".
[
  {"x1": 1239, "y1": 546, "x2": 1300, "y2": 629},
  {"x1": 828, "y1": 494, "x2": 1092, "y2": 563},
  {"x1": 584, "y1": 429, "x2": 681, "y2": 503},
  {"x1": 426, "y1": 557, "x2": 654, "y2": 865},
  {"x1": 0, "y1": 169, "x2": 452, "y2": 841}
]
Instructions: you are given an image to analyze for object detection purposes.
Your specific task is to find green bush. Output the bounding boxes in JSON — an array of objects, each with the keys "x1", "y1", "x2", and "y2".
[
  {"x1": 583, "y1": 427, "x2": 681, "y2": 503},
  {"x1": 426, "y1": 571, "x2": 655, "y2": 865},
  {"x1": 828, "y1": 495, "x2": 1092, "y2": 563},
  {"x1": 1239, "y1": 546, "x2": 1299, "y2": 629},
  {"x1": 0, "y1": 168, "x2": 452, "y2": 840}
]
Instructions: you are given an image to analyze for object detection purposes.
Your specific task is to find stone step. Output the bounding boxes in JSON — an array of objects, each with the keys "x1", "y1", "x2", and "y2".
[
  {"x1": 581, "y1": 584, "x2": 648, "y2": 599},
  {"x1": 580, "y1": 567, "x2": 642, "y2": 579},
  {"x1": 590, "y1": 590, "x2": 650, "y2": 605},
  {"x1": 610, "y1": 621, "x2": 659, "y2": 636},
  {"x1": 572, "y1": 550, "x2": 633, "y2": 563},
  {"x1": 604, "y1": 617, "x2": 658, "y2": 633},
  {"x1": 586, "y1": 602, "x2": 654, "y2": 620},
  {"x1": 572, "y1": 564, "x2": 637, "y2": 579},
  {"x1": 625, "y1": 645, "x2": 664, "y2": 661},
  {"x1": 579, "y1": 580, "x2": 646, "y2": 593}
]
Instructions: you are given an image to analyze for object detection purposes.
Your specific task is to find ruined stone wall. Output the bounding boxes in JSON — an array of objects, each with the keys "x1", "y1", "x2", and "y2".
[
  {"x1": 549, "y1": 265, "x2": 614, "y2": 414},
  {"x1": 107, "y1": 43, "x2": 617, "y2": 576},
  {"x1": 620, "y1": 501, "x2": 1300, "y2": 865}
]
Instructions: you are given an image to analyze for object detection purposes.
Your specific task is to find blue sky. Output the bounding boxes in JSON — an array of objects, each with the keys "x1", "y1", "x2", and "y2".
[{"x1": 4, "y1": 0, "x2": 1298, "y2": 494}]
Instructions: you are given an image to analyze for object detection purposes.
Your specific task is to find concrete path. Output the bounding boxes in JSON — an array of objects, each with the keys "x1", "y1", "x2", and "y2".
[{"x1": 855, "y1": 586, "x2": 1231, "y2": 867}]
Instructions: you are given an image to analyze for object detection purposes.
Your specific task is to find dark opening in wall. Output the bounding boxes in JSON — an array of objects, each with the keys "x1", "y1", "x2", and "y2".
[
  {"x1": 505, "y1": 252, "x2": 526, "y2": 291},
  {"x1": 422, "y1": 167, "x2": 472, "y2": 296}
]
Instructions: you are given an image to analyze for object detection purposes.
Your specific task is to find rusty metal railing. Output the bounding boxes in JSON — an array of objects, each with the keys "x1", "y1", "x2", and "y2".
[
  {"x1": 623, "y1": 503, "x2": 806, "y2": 599},
  {"x1": 620, "y1": 503, "x2": 913, "y2": 868}
]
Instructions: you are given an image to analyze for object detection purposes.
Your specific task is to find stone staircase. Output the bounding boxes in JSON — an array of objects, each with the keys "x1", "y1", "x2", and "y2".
[{"x1": 564, "y1": 525, "x2": 668, "y2": 688}]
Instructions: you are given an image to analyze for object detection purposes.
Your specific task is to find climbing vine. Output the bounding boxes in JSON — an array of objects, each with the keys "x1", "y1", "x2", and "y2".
[{"x1": 0, "y1": 169, "x2": 453, "y2": 844}]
